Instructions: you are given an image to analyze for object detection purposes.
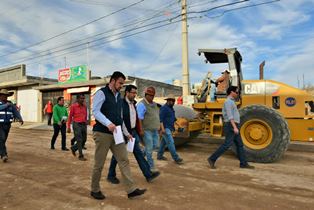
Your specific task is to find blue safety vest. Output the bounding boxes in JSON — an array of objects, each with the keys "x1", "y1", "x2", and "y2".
[{"x1": 0, "y1": 101, "x2": 15, "y2": 123}]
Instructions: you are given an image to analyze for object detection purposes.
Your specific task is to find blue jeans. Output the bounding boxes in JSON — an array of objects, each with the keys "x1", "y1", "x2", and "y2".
[
  {"x1": 158, "y1": 128, "x2": 180, "y2": 161},
  {"x1": 0, "y1": 123, "x2": 11, "y2": 157},
  {"x1": 209, "y1": 122, "x2": 247, "y2": 167},
  {"x1": 108, "y1": 130, "x2": 152, "y2": 179},
  {"x1": 143, "y1": 129, "x2": 159, "y2": 169}
]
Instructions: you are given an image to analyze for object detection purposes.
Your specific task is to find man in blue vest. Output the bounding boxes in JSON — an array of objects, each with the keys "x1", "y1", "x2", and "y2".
[
  {"x1": 106, "y1": 84, "x2": 160, "y2": 184},
  {"x1": 90, "y1": 71, "x2": 146, "y2": 200},
  {"x1": 0, "y1": 89, "x2": 23, "y2": 163}
]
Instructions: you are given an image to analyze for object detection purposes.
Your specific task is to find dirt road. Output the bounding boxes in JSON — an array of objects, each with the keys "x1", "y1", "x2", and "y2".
[{"x1": 0, "y1": 127, "x2": 313, "y2": 210}]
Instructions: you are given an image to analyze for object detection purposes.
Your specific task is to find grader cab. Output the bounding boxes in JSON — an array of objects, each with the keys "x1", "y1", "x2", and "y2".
[{"x1": 175, "y1": 48, "x2": 314, "y2": 163}]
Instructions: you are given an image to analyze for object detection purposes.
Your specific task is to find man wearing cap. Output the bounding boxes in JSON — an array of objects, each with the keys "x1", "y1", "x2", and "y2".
[
  {"x1": 137, "y1": 86, "x2": 160, "y2": 172},
  {"x1": 157, "y1": 94, "x2": 183, "y2": 164},
  {"x1": 0, "y1": 89, "x2": 23, "y2": 163}
]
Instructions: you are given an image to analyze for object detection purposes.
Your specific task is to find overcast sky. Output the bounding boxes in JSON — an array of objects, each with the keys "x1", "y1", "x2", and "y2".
[{"x1": 0, "y1": 0, "x2": 313, "y2": 88}]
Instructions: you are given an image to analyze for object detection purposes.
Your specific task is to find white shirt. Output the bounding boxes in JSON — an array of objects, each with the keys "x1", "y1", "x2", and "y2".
[{"x1": 126, "y1": 97, "x2": 136, "y2": 129}]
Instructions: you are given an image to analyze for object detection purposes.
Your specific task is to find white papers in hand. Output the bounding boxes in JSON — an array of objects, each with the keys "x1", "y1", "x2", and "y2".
[
  {"x1": 127, "y1": 138, "x2": 135, "y2": 152},
  {"x1": 113, "y1": 125, "x2": 124, "y2": 145}
]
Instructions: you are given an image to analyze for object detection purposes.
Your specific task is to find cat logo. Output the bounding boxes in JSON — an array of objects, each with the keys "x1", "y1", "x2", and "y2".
[
  {"x1": 243, "y1": 83, "x2": 263, "y2": 94},
  {"x1": 285, "y1": 97, "x2": 296, "y2": 107}
]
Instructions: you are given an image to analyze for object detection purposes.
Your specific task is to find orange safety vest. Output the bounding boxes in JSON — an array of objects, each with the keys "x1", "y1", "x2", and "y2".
[{"x1": 46, "y1": 103, "x2": 53, "y2": 113}]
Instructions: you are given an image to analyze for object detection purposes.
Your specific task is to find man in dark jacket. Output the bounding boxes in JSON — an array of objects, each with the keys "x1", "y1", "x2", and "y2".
[
  {"x1": 90, "y1": 72, "x2": 146, "y2": 200},
  {"x1": 107, "y1": 85, "x2": 160, "y2": 184},
  {"x1": 0, "y1": 89, "x2": 23, "y2": 163}
]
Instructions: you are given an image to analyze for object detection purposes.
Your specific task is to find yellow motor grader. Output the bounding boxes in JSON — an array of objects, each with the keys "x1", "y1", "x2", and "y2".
[{"x1": 174, "y1": 48, "x2": 314, "y2": 163}]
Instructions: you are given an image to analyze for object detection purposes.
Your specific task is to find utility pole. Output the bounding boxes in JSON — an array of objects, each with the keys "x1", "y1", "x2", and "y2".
[
  {"x1": 181, "y1": 0, "x2": 190, "y2": 96},
  {"x1": 297, "y1": 75, "x2": 300, "y2": 88},
  {"x1": 303, "y1": 73, "x2": 305, "y2": 89}
]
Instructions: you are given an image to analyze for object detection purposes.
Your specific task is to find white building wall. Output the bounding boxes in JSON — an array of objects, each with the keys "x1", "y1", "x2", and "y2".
[{"x1": 17, "y1": 88, "x2": 40, "y2": 122}]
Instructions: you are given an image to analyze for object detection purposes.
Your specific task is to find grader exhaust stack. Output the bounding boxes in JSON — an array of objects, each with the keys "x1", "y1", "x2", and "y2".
[{"x1": 259, "y1": 60, "x2": 265, "y2": 80}]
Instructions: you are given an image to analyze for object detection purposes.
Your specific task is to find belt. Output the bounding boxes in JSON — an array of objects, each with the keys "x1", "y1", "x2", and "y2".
[
  {"x1": 74, "y1": 122, "x2": 86, "y2": 125},
  {"x1": 224, "y1": 121, "x2": 239, "y2": 125}
]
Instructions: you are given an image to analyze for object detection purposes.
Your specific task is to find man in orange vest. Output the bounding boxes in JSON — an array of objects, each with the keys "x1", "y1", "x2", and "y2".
[{"x1": 43, "y1": 100, "x2": 53, "y2": 126}]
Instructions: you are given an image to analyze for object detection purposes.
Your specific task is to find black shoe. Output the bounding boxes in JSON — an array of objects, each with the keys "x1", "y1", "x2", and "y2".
[
  {"x1": 83, "y1": 147, "x2": 87, "y2": 150},
  {"x1": 175, "y1": 158, "x2": 183, "y2": 165},
  {"x1": 62, "y1": 148, "x2": 69, "y2": 151},
  {"x1": 107, "y1": 177, "x2": 120, "y2": 184},
  {"x1": 146, "y1": 171, "x2": 160, "y2": 183},
  {"x1": 207, "y1": 158, "x2": 216, "y2": 169},
  {"x1": 78, "y1": 156, "x2": 87, "y2": 161},
  {"x1": 2, "y1": 155, "x2": 8, "y2": 163},
  {"x1": 90, "y1": 191, "x2": 105, "y2": 200},
  {"x1": 240, "y1": 164, "x2": 255, "y2": 169},
  {"x1": 157, "y1": 156, "x2": 167, "y2": 161},
  {"x1": 70, "y1": 147, "x2": 76, "y2": 156},
  {"x1": 50, "y1": 146, "x2": 55, "y2": 150},
  {"x1": 127, "y1": 188, "x2": 146, "y2": 199}
]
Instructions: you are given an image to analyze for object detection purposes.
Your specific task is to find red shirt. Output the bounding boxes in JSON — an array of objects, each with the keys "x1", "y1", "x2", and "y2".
[{"x1": 67, "y1": 102, "x2": 87, "y2": 128}]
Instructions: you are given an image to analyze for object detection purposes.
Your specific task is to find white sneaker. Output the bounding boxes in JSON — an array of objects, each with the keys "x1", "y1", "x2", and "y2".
[
  {"x1": 2, "y1": 155, "x2": 8, "y2": 162},
  {"x1": 150, "y1": 167, "x2": 159, "y2": 173}
]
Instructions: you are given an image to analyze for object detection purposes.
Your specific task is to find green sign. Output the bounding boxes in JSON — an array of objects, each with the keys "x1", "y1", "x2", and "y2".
[{"x1": 58, "y1": 65, "x2": 88, "y2": 83}]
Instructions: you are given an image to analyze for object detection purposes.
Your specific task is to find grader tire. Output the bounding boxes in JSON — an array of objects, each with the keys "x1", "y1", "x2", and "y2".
[{"x1": 234, "y1": 105, "x2": 290, "y2": 163}]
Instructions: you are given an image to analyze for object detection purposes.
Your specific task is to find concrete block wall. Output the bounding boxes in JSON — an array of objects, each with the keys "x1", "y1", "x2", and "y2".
[{"x1": 128, "y1": 76, "x2": 182, "y2": 98}]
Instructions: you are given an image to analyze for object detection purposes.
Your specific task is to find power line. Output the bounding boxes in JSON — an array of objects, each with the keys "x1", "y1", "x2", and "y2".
[
  {"x1": 0, "y1": 0, "x2": 146, "y2": 58},
  {"x1": 188, "y1": 0, "x2": 250, "y2": 15},
  {"x1": 142, "y1": 23, "x2": 179, "y2": 70},
  {"x1": 3, "y1": 17, "x2": 183, "y2": 66},
  {"x1": 205, "y1": 0, "x2": 280, "y2": 19},
  {"x1": 1, "y1": 0, "x2": 180, "y2": 60},
  {"x1": 189, "y1": 0, "x2": 219, "y2": 9},
  {"x1": 7, "y1": 19, "x2": 184, "y2": 68},
  {"x1": 6, "y1": 7, "x2": 181, "y2": 61},
  {"x1": 1, "y1": 0, "x2": 278, "y2": 67},
  {"x1": 2, "y1": 1, "x2": 256, "y2": 66},
  {"x1": 68, "y1": 0, "x2": 169, "y2": 12}
]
